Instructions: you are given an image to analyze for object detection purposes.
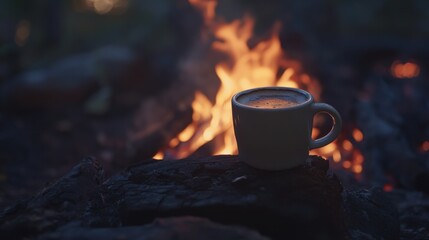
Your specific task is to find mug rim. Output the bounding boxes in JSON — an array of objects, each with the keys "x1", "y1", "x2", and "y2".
[{"x1": 232, "y1": 86, "x2": 313, "y2": 111}]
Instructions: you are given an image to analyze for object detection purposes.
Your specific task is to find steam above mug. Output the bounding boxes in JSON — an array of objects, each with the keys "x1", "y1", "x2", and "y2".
[{"x1": 232, "y1": 87, "x2": 342, "y2": 170}]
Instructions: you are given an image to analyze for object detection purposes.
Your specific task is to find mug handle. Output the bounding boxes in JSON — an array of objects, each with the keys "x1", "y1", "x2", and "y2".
[{"x1": 309, "y1": 103, "x2": 342, "y2": 149}]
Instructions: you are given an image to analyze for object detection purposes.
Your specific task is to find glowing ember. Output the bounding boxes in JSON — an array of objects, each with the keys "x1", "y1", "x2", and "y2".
[
  {"x1": 383, "y1": 184, "x2": 394, "y2": 192},
  {"x1": 332, "y1": 150, "x2": 341, "y2": 163},
  {"x1": 342, "y1": 140, "x2": 353, "y2": 151},
  {"x1": 342, "y1": 161, "x2": 352, "y2": 169},
  {"x1": 352, "y1": 129, "x2": 364, "y2": 142},
  {"x1": 352, "y1": 165, "x2": 362, "y2": 174},
  {"x1": 351, "y1": 150, "x2": 364, "y2": 174},
  {"x1": 420, "y1": 141, "x2": 429, "y2": 152},
  {"x1": 391, "y1": 60, "x2": 420, "y2": 79}
]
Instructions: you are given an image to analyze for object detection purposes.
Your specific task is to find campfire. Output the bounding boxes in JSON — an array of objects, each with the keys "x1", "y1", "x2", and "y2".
[{"x1": 153, "y1": 0, "x2": 366, "y2": 180}]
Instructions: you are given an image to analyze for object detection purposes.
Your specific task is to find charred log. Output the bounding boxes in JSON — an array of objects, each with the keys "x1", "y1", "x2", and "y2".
[{"x1": 39, "y1": 216, "x2": 269, "y2": 240}]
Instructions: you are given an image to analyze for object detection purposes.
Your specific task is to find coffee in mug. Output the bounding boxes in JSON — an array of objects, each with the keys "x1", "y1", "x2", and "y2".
[
  {"x1": 232, "y1": 87, "x2": 342, "y2": 170},
  {"x1": 237, "y1": 89, "x2": 306, "y2": 109}
]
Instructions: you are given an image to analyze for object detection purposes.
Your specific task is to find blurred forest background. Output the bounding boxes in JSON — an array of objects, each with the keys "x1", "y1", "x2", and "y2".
[{"x1": 3, "y1": 0, "x2": 429, "y2": 81}]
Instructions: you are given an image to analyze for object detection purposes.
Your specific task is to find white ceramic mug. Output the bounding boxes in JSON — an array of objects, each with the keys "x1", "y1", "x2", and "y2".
[{"x1": 232, "y1": 87, "x2": 342, "y2": 170}]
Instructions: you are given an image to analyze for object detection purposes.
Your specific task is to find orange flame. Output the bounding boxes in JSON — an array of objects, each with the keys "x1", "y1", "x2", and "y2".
[
  {"x1": 153, "y1": 151, "x2": 164, "y2": 160},
  {"x1": 160, "y1": 7, "x2": 314, "y2": 158},
  {"x1": 154, "y1": 0, "x2": 365, "y2": 178}
]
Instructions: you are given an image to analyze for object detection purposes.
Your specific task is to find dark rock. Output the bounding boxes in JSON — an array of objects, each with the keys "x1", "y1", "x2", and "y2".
[
  {"x1": 39, "y1": 216, "x2": 270, "y2": 240},
  {"x1": 343, "y1": 187, "x2": 400, "y2": 240},
  {"x1": 0, "y1": 156, "x2": 104, "y2": 239},
  {"x1": 0, "y1": 155, "x2": 401, "y2": 240},
  {"x1": 386, "y1": 190, "x2": 429, "y2": 240}
]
